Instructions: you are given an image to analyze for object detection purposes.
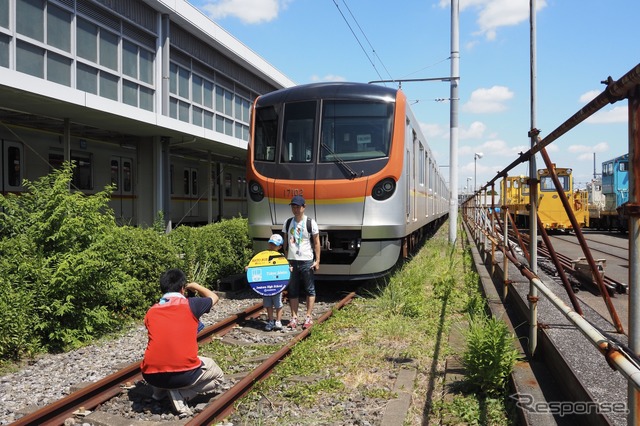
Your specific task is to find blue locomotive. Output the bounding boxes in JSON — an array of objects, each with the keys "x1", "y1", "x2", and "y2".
[{"x1": 589, "y1": 153, "x2": 629, "y2": 232}]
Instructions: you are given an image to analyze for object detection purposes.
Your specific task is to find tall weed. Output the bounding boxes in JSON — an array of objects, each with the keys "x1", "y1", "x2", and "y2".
[{"x1": 462, "y1": 315, "x2": 519, "y2": 396}]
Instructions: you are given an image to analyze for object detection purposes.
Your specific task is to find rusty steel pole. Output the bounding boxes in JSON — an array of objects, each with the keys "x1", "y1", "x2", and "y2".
[
  {"x1": 502, "y1": 176, "x2": 510, "y2": 299},
  {"x1": 527, "y1": 0, "x2": 539, "y2": 356},
  {"x1": 627, "y1": 87, "x2": 640, "y2": 426}
]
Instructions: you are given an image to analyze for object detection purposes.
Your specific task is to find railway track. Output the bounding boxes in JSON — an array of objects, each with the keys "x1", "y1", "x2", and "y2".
[
  {"x1": 12, "y1": 293, "x2": 356, "y2": 425},
  {"x1": 507, "y1": 230, "x2": 628, "y2": 295},
  {"x1": 549, "y1": 232, "x2": 628, "y2": 262}
]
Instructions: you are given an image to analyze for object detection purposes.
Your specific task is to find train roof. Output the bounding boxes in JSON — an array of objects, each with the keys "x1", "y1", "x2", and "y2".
[
  {"x1": 603, "y1": 153, "x2": 629, "y2": 163},
  {"x1": 256, "y1": 82, "x2": 399, "y2": 106}
]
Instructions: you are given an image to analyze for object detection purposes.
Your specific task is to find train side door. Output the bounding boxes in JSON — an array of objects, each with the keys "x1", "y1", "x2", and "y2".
[
  {"x1": 2, "y1": 141, "x2": 24, "y2": 194},
  {"x1": 109, "y1": 156, "x2": 134, "y2": 222},
  {"x1": 183, "y1": 167, "x2": 199, "y2": 217}
]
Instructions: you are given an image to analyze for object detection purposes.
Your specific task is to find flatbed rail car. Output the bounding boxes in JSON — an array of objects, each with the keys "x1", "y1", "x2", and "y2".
[
  {"x1": 246, "y1": 82, "x2": 449, "y2": 281},
  {"x1": 589, "y1": 153, "x2": 629, "y2": 232},
  {"x1": 502, "y1": 166, "x2": 588, "y2": 232}
]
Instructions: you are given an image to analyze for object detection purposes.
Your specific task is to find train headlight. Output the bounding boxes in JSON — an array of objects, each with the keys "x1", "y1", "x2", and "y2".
[
  {"x1": 372, "y1": 178, "x2": 396, "y2": 201},
  {"x1": 248, "y1": 180, "x2": 264, "y2": 202}
]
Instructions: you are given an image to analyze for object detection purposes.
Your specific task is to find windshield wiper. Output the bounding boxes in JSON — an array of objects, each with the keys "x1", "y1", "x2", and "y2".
[{"x1": 321, "y1": 143, "x2": 358, "y2": 180}]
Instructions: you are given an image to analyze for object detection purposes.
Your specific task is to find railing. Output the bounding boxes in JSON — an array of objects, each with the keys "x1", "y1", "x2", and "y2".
[{"x1": 461, "y1": 61, "x2": 640, "y2": 425}]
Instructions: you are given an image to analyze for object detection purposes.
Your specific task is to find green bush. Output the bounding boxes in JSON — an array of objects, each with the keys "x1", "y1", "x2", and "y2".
[
  {"x1": 40, "y1": 226, "x2": 182, "y2": 350},
  {"x1": 0, "y1": 163, "x2": 253, "y2": 359},
  {"x1": 0, "y1": 276, "x2": 42, "y2": 360},
  {"x1": 168, "y1": 218, "x2": 253, "y2": 285},
  {"x1": 462, "y1": 315, "x2": 519, "y2": 396}
]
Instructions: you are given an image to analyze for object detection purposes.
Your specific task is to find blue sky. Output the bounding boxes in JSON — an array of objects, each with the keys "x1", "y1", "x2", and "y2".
[{"x1": 189, "y1": 0, "x2": 636, "y2": 193}]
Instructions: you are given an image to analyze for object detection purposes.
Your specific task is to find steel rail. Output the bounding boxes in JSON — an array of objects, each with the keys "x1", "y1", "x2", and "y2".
[
  {"x1": 513, "y1": 230, "x2": 627, "y2": 294},
  {"x1": 11, "y1": 302, "x2": 265, "y2": 426},
  {"x1": 187, "y1": 292, "x2": 357, "y2": 425}
]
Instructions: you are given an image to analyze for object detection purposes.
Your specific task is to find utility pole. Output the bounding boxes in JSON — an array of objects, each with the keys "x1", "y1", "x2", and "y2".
[
  {"x1": 368, "y1": 1, "x2": 459, "y2": 244},
  {"x1": 448, "y1": 0, "x2": 460, "y2": 244}
]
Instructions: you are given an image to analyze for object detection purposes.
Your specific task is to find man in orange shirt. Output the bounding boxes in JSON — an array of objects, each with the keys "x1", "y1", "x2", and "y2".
[{"x1": 141, "y1": 269, "x2": 224, "y2": 417}]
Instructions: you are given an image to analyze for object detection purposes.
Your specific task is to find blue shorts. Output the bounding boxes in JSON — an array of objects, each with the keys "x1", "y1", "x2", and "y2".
[
  {"x1": 287, "y1": 260, "x2": 315, "y2": 299},
  {"x1": 263, "y1": 292, "x2": 283, "y2": 309}
]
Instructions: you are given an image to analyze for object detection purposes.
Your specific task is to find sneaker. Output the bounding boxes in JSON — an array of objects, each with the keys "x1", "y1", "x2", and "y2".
[
  {"x1": 168, "y1": 389, "x2": 193, "y2": 417},
  {"x1": 264, "y1": 320, "x2": 274, "y2": 331},
  {"x1": 303, "y1": 316, "x2": 313, "y2": 330},
  {"x1": 288, "y1": 317, "x2": 298, "y2": 329},
  {"x1": 274, "y1": 320, "x2": 283, "y2": 330}
]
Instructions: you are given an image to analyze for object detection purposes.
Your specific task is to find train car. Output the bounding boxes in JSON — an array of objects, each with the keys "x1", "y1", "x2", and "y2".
[
  {"x1": 246, "y1": 82, "x2": 449, "y2": 281},
  {"x1": 1, "y1": 127, "x2": 246, "y2": 227},
  {"x1": 502, "y1": 166, "x2": 588, "y2": 232},
  {"x1": 501, "y1": 175, "x2": 530, "y2": 218},
  {"x1": 537, "y1": 166, "x2": 589, "y2": 231},
  {"x1": 591, "y1": 153, "x2": 629, "y2": 231},
  {"x1": 586, "y1": 176, "x2": 605, "y2": 225}
]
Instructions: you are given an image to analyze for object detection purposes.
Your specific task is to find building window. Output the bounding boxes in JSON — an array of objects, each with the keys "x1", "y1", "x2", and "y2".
[
  {"x1": 193, "y1": 106, "x2": 203, "y2": 126},
  {"x1": 122, "y1": 40, "x2": 138, "y2": 78},
  {"x1": 204, "y1": 81, "x2": 214, "y2": 108},
  {"x1": 47, "y1": 4, "x2": 71, "y2": 52},
  {"x1": 99, "y1": 71, "x2": 118, "y2": 101},
  {"x1": 16, "y1": 40, "x2": 44, "y2": 78},
  {"x1": 16, "y1": 0, "x2": 44, "y2": 42},
  {"x1": 99, "y1": 29, "x2": 118, "y2": 71},
  {"x1": 192, "y1": 74, "x2": 202, "y2": 105},
  {"x1": 123, "y1": 80, "x2": 138, "y2": 106},
  {"x1": 77, "y1": 62, "x2": 98, "y2": 94},
  {"x1": 7, "y1": 146, "x2": 22, "y2": 187},
  {"x1": 0, "y1": 0, "x2": 9, "y2": 29},
  {"x1": 139, "y1": 49, "x2": 153, "y2": 84},
  {"x1": 77, "y1": 18, "x2": 98, "y2": 62},
  {"x1": 0, "y1": 34, "x2": 11, "y2": 68},
  {"x1": 203, "y1": 111, "x2": 213, "y2": 130},
  {"x1": 47, "y1": 51, "x2": 71, "y2": 86},
  {"x1": 49, "y1": 153, "x2": 93, "y2": 190},
  {"x1": 140, "y1": 86, "x2": 154, "y2": 111}
]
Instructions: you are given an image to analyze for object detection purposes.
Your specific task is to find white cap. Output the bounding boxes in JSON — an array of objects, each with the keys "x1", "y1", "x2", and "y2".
[{"x1": 268, "y1": 234, "x2": 283, "y2": 246}]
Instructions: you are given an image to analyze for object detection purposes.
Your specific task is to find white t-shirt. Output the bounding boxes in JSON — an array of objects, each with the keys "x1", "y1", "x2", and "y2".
[{"x1": 282, "y1": 215, "x2": 319, "y2": 261}]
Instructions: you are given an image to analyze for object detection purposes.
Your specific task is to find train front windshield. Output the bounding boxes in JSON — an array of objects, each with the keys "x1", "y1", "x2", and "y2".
[
  {"x1": 253, "y1": 100, "x2": 393, "y2": 166},
  {"x1": 540, "y1": 175, "x2": 569, "y2": 191},
  {"x1": 320, "y1": 101, "x2": 392, "y2": 161}
]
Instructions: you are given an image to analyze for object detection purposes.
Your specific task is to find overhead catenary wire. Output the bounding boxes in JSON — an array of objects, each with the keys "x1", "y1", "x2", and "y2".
[
  {"x1": 339, "y1": 0, "x2": 394, "y2": 83},
  {"x1": 331, "y1": 0, "x2": 385, "y2": 83}
]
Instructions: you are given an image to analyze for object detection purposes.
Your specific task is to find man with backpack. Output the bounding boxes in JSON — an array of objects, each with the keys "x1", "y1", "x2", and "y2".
[{"x1": 282, "y1": 195, "x2": 320, "y2": 330}]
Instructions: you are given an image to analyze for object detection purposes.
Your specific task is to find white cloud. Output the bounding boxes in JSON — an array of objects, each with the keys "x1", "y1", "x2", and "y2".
[
  {"x1": 420, "y1": 122, "x2": 447, "y2": 139},
  {"x1": 460, "y1": 121, "x2": 487, "y2": 139},
  {"x1": 201, "y1": 0, "x2": 291, "y2": 24},
  {"x1": 579, "y1": 90, "x2": 601, "y2": 104},
  {"x1": 309, "y1": 74, "x2": 347, "y2": 83},
  {"x1": 568, "y1": 142, "x2": 609, "y2": 153},
  {"x1": 567, "y1": 142, "x2": 609, "y2": 162},
  {"x1": 440, "y1": 0, "x2": 547, "y2": 41},
  {"x1": 586, "y1": 106, "x2": 627, "y2": 124},
  {"x1": 567, "y1": 144, "x2": 593, "y2": 153},
  {"x1": 463, "y1": 86, "x2": 514, "y2": 113}
]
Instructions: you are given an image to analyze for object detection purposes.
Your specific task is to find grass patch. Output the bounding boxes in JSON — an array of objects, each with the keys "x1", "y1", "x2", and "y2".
[{"x1": 219, "y1": 222, "x2": 516, "y2": 425}]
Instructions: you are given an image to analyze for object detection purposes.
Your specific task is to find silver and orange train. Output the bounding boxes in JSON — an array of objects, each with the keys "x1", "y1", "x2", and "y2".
[{"x1": 246, "y1": 82, "x2": 449, "y2": 280}]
